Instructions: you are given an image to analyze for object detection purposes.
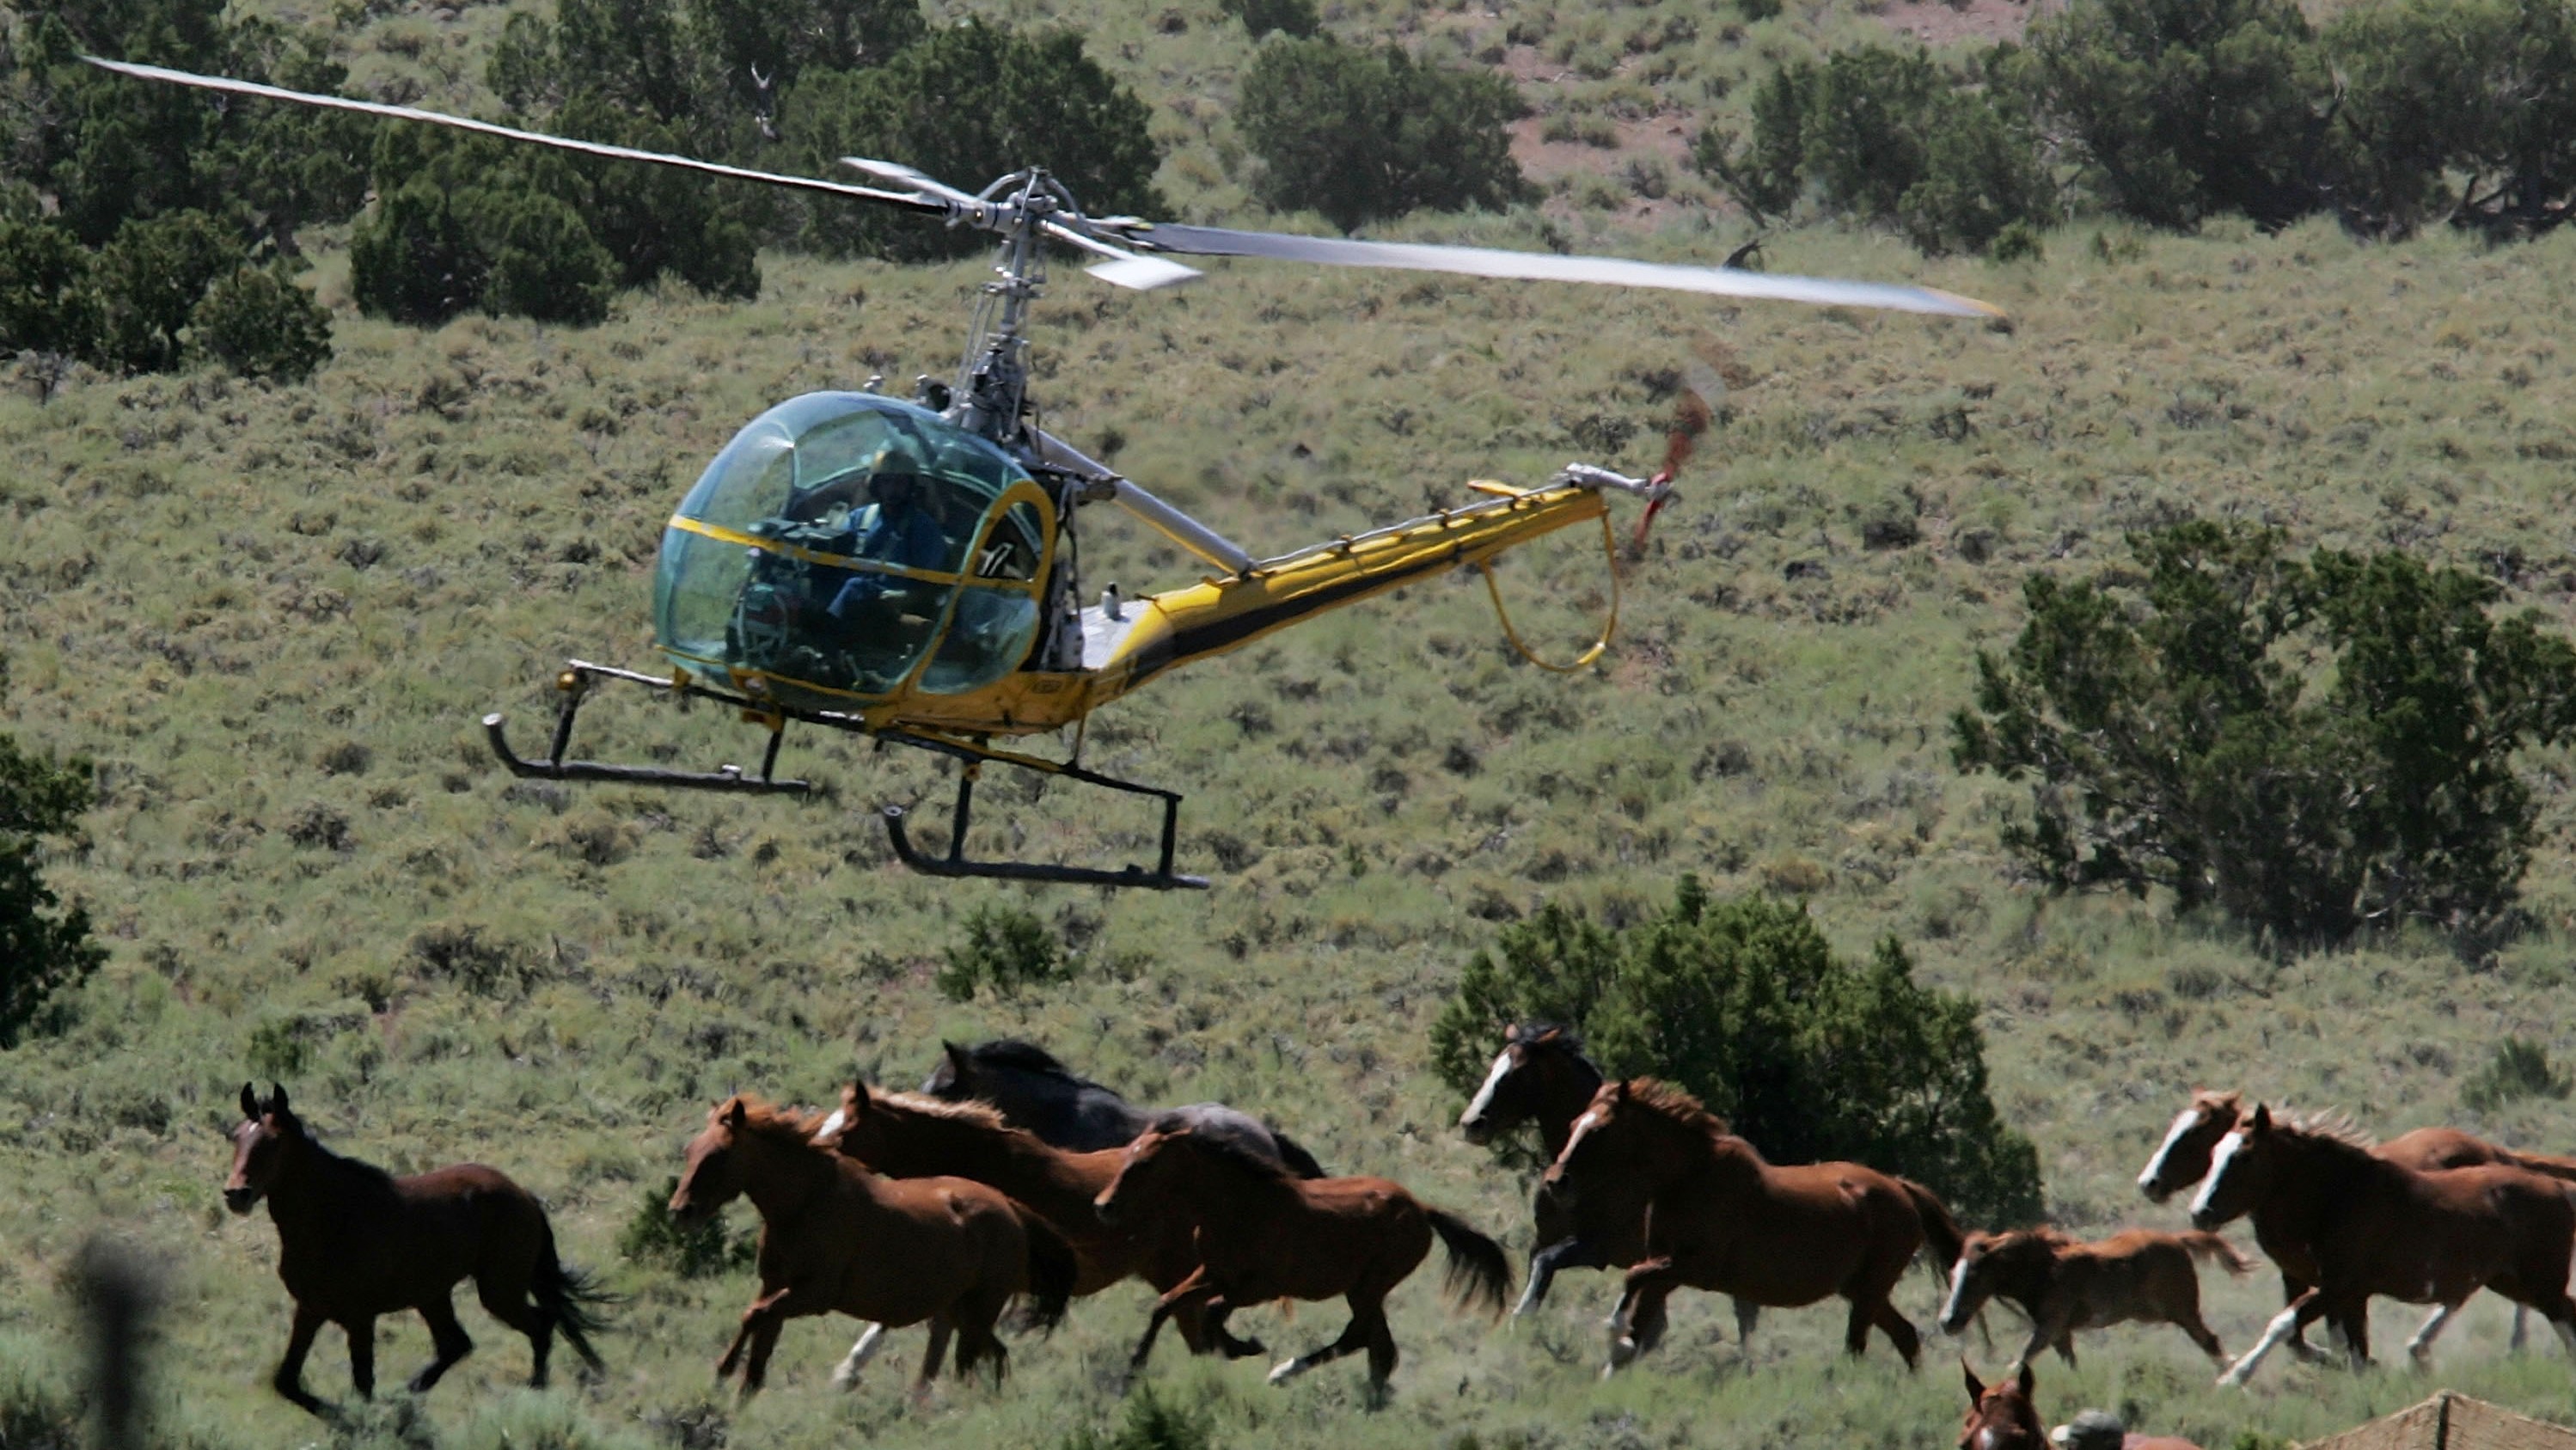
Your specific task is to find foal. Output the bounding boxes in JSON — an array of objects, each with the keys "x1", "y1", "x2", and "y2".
[
  {"x1": 1545, "y1": 1079, "x2": 1965, "y2": 1373},
  {"x1": 1939, "y1": 1227, "x2": 2249, "y2": 1367},
  {"x1": 671, "y1": 1095, "x2": 1075, "y2": 1398},
  {"x1": 1094, "y1": 1117, "x2": 1511, "y2": 1398},
  {"x1": 1961, "y1": 1361, "x2": 2205, "y2": 1450},
  {"x1": 2189, "y1": 1103, "x2": 2576, "y2": 1385},
  {"x1": 1455, "y1": 1024, "x2": 1757, "y2": 1340},
  {"x1": 223, "y1": 1083, "x2": 610, "y2": 1416}
]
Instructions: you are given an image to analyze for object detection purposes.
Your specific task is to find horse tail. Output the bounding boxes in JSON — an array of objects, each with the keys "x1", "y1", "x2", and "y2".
[
  {"x1": 1013, "y1": 1212, "x2": 1078, "y2": 1335},
  {"x1": 531, "y1": 1224, "x2": 617, "y2": 1373},
  {"x1": 1268, "y1": 1126, "x2": 1330, "y2": 1180},
  {"x1": 1897, "y1": 1178, "x2": 1969, "y2": 1281},
  {"x1": 2179, "y1": 1230, "x2": 2255, "y2": 1277},
  {"x1": 1424, "y1": 1208, "x2": 1514, "y2": 1318}
]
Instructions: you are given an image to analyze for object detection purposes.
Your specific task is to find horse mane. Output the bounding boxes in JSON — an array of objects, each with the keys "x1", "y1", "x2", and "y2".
[
  {"x1": 1983, "y1": 1225, "x2": 2077, "y2": 1254},
  {"x1": 868, "y1": 1088, "x2": 1013, "y2": 1132},
  {"x1": 1621, "y1": 1079, "x2": 1733, "y2": 1139},
  {"x1": 725, "y1": 1095, "x2": 828, "y2": 1144},
  {"x1": 961, "y1": 1039, "x2": 1086, "y2": 1079},
  {"x1": 1148, "y1": 1113, "x2": 1295, "y2": 1183},
  {"x1": 1509, "y1": 1021, "x2": 1587, "y2": 1055},
  {"x1": 2265, "y1": 1107, "x2": 2377, "y2": 1154}
]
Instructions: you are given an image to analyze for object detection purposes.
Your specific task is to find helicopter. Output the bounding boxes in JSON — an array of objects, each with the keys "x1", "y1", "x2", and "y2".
[{"x1": 91, "y1": 55, "x2": 2004, "y2": 891}]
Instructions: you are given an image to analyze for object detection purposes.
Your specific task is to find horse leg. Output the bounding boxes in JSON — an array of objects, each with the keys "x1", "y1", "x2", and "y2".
[
  {"x1": 2278, "y1": 1274, "x2": 2329, "y2": 1364},
  {"x1": 2220, "y1": 1288, "x2": 2326, "y2": 1387},
  {"x1": 1202, "y1": 1296, "x2": 1268, "y2": 1360},
  {"x1": 407, "y1": 1299, "x2": 476, "y2": 1394},
  {"x1": 2175, "y1": 1305, "x2": 2225, "y2": 1363},
  {"x1": 2329, "y1": 1299, "x2": 2373, "y2": 1371},
  {"x1": 1269, "y1": 1294, "x2": 1376, "y2": 1385},
  {"x1": 2404, "y1": 1302, "x2": 2464, "y2": 1367},
  {"x1": 1605, "y1": 1268, "x2": 1677, "y2": 1375},
  {"x1": 913, "y1": 1315, "x2": 953, "y2": 1398},
  {"x1": 728, "y1": 1286, "x2": 805, "y2": 1399},
  {"x1": 2512, "y1": 1305, "x2": 2529, "y2": 1354},
  {"x1": 1734, "y1": 1298, "x2": 1760, "y2": 1355},
  {"x1": 1125, "y1": 1273, "x2": 1211, "y2": 1386},
  {"x1": 1363, "y1": 1306, "x2": 1400, "y2": 1408},
  {"x1": 1861, "y1": 1296, "x2": 1922, "y2": 1368},
  {"x1": 271, "y1": 1305, "x2": 332, "y2": 1416},
  {"x1": 1518, "y1": 1236, "x2": 1608, "y2": 1318},
  {"x1": 473, "y1": 1267, "x2": 550, "y2": 1387},
  {"x1": 341, "y1": 1315, "x2": 377, "y2": 1398},
  {"x1": 831, "y1": 1324, "x2": 887, "y2": 1390}
]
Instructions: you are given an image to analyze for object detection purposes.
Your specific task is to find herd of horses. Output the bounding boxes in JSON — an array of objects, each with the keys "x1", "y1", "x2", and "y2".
[{"x1": 215, "y1": 1029, "x2": 2576, "y2": 1440}]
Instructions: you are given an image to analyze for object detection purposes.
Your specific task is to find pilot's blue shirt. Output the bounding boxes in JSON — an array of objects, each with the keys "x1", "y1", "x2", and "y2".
[{"x1": 828, "y1": 504, "x2": 948, "y2": 618}]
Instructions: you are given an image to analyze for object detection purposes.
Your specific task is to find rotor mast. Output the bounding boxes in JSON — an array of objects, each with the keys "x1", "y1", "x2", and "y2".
[{"x1": 948, "y1": 169, "x2": 1057, "y2": 444}]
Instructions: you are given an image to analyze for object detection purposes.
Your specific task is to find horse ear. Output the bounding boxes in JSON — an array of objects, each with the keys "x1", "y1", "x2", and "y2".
[
  {"x1": 945, "y1": 1040, "x2": 973, "y2": 1076},
  {"x1": 240, "y1": 1083, "x2": 259, "y2": 1120},
  {"x1": 1961, "y1": 1358, "x2": 1985, "y2": 1401},
  {"x1": 270, "y1": 1083, "x2": 290, "y2": 1116},
  {"x1": 847, "y1": 1083, "x2": 871, "y2": 1118},
  {"x1": 1613, "y1": 1080, "x2": 1631, "y2": 1102},
  {"x1": 725, "y1": 1098, "x2": 749, "y2": 1129},
  {"x1": 2016, "y1": 1361, "x2": 2035, "y2": 1399},
  {"x1": 2249, "y1": 1103, "x2": 2273, "y2": 1133}
]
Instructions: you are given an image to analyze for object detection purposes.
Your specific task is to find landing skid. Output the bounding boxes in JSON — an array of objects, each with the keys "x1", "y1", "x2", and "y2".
[{"x1": 484, "y1": 661, "x2": 1207, "y2": 890}]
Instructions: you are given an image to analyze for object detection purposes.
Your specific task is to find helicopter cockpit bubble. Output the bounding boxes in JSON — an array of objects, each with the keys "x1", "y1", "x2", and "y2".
[{"x1": 653, "y1": 392, "x2": 1053, "y2": 713}]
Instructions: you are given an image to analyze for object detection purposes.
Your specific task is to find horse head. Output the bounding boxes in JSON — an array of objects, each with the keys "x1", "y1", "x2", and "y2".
[
  {"x1": 921, "y1": 1040, "x2": 977, "y2": 1099},
  {"x1": 2188, "y1": 1102, "x2": 2273, "y2": 1231},
  {"x1": 1542, "y1": 1078, "x2": 1636, "y2": 1202},
  {"x1": 2138, "y1": 1090, "x2": 2244, "y2": 1203},
  {"x1": 1960, "y1": 1359, "x2": 2045, "y2": 1450},
  {"x1": 223, "y1": 1081, "x2": 301, "y2": 1214},
  {"x1": 1459, "y1": 1024, "x2": 1595, "y2": 1147},
  {"x1": 813, "y1": 1081, "x2": 881, "y2": 1159},
  {"x1": 1940, "y1": 1231, "x2": 2006, "y2": 1335},
  {"x1": 671, "y1": 1096, "x2": 753, "y2": 1223},
  {"x1": 1094, "y1": 1126, "x2": 1180, "y2": 1227}
]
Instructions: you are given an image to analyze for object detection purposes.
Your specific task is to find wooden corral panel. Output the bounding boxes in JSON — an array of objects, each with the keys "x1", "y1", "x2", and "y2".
[{"x1": 2303, "y1": 1394, "x2": 2576, "y2": 1450}]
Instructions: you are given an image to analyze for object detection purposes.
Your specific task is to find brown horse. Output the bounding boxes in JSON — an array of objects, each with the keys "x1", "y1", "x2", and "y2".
[
  {"x1": 1938, "y1": 1227, "x2": 2249, "y2": 1367},
  {"x1": 223, "y1": 1083, "x2": 611, "y2": 1417},
  {"x1": 1455, "y1": 1024, "x2": 1759, "y2": 1341},
  {"x1": 1961, "y1": 1361, "x2": 2204, "y2": 1450},
  {"x1": 2188, "y1": 1103, "x2": 2576, "y2": 1384},
  {"x1": 670, "y1": 1095, "x2": 1075, "y2": 1398},
  {"x1": 812, "y1": 1080, "x2": 1221, "y2": 1382},
  {"x1": 2138, "y1": 1088, "x2": 2576, "y2": 1355},
  {"x1": 1544, "y1": 1078, "x2": 1965, "y2": 1373},
  {"x1": 1093, "y1": 1117, "x2": 1512, "y2": 1398}
]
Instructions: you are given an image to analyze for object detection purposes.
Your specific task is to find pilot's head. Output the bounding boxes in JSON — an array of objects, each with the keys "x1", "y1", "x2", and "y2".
[{"x1": 872, "y1": 440, "x2": 926, "y2": 510}]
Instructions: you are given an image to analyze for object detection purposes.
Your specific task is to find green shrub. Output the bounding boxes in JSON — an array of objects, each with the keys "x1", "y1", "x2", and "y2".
[
  {"x1": 2028, "y1": 0, "x2": 2329, "y2": 229},
  {"x1": 1430, "y1": 878, "x2": 2044, "y2": 1224},
  {"x1": 618, "y1": 1178, "x2": 749, "y2": 1276},
  {"x1": 476, "y1": 189, "x2": 616, "y2": 325},
  {"x1": 351, "y1": 177, "x2": 491, "y2": 325},
  {"x1": 2322, "y1": 0, "x2": 2576, "y2": 238},
  {"x1": 90, "y1": 210, "x2": 245, "y2": 374},
  {"x1": 1219, "y1": 0, "x2": 1319, "y2": 39},
  {"x1": 935, "y1": 903, "x2": 1073, "y2": 1000},
  {"x1": 0, "y1": 217, "x2": 101, "y2": 367},
  {"x1": 2463, "y1": 1037, "x2": 2573, "y2": 1111},
  {"x1": 1060, "y1": 1385, "x2": 1215, "y2": 1450},
  {"x1": 192, "y1": 263, "x2": 332, "y2": 381},
  {"x1": 1955, "y1": 521, "x2": 2576, "y2": 950},
  {"x1": 0, "y1": 668, "x2": 105, "y2": 1049},
  {"x1": 784, "y1": 21, "x2": 1164, "y2": 260},
  {"x1": 1235, "y1": 35, "x2": 1530, "y2": 232}
]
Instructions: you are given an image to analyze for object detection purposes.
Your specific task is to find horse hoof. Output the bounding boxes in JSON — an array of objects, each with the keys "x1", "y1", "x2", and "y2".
[{"x1": 1267, "y1": 1360, "x2": 1300, "y2": 1386}]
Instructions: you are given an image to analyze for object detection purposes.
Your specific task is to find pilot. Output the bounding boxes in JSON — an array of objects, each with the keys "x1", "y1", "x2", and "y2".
[{"x1": 826, "y1": 463, "x2": 950, "y2": 619}]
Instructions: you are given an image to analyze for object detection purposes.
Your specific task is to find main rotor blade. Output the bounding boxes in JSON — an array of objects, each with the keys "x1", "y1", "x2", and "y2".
[
  {"x1": 1123, "y1": 223, "x2": 2004, "y2": 320},
  {"x1": 1039, "y1": 221, "x2": 1202, "y2": 291},
  {"x1": 840, "y1": 156, "x2": 980, "y2": 206},
  {"x1": 83, "y1": 56, "x2": 947, "y2": 214}
]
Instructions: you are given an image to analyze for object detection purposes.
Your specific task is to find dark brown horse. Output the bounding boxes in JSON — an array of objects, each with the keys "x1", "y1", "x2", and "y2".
[
  {"x1": 670, "y1": 1095, "x2": 1075, "y2": 1398},
  {"x1": 223, "y1": 1083, "x2": 611, "y2": 1417},
  {"x1": 1938, "y1": 1227, "x2": 2249, "y2": 1367},
  {"x1": 1094, "y1": 1117, "x2": 1511, "y2": 1398},
  {"x1": 2138, "y1": 1088, "x2": 2576, "y2": 1355},
  {"x1": 811, "y1": 1081, "x2": 1220, "y2": 1382},
  {"x1": 1961, "y1": 1361, "x2": 2204, "y2": 1450},
  {"x1": 1544, "y1": 1079, "x2": 1966, "y2": 1373},
  {"x1": 1455, "y1": 1024, "x2": 1757, "y2": 1340},
  {"x1": 2188, "y1": 1104, "x2": 2576, "y2": 1384},
  {"x1": 922, "y1": 1039, "x2": 1325, "y2": 1175}
]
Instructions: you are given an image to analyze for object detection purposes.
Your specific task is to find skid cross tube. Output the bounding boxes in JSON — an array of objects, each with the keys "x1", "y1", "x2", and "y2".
[{"x1": 877, "y1": 735, "x2": 1206, "y2": 890}]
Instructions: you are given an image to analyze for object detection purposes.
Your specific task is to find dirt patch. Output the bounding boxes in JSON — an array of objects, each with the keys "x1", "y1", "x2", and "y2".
[{"x1": 1872, "y1": 0, "x2": 2037, "y2": 48}]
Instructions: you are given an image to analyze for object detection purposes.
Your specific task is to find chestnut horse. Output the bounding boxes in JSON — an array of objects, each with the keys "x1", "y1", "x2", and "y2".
[
  {"x1": 1455, "y1": 1024, "x2": 1757, "y2": 1340},
  {"x1": 670, "y1": 1095, "x2": 1075, "y2": 1398},
  {"x1": 2138, "y1": 1088, "x2": 2576, "y2": 1355},
  {"x1": 2188, "y1": 1104, "x2": 2576, "y2": 1385},
  {"x1": 812, "y1": 1081, "x2": 1221, "y2": 1383},
  {"x1": 1544, "y1": 1079, "x2": 1967, "y2": 1373},
  {"x1": 1094, "y1": 1117, "x2": 1512, "y2": 1397},
  {"x1": 223, "y1": 1083, "x2": 611, "y2": 1417},
  {"x1": 1961, "y1": 1360, "x2": 2204, "y2": 1450},
  {"x1": 1938, "y1": 1227, "x2": 2249, "y2": 1367}
]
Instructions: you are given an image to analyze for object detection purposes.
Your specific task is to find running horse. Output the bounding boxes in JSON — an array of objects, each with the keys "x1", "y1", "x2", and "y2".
[
  {"x1": 2138, "y1": 1088, "x2": 2576, "y2": 1356},
  {"x1": 1455, "y1": 1024, "x2": 1757, "y2": 1340},
  {"x1": 1938, "y1": 1227, "x2": 2250, "y2": 1367},
  {"x1": 1094, "y1": 1116, "x2": 1512, "y2": 1399},
  {"x1": 922, "y1": 1039, "x2": 1325, "y2": 1174},
  {"x1": 1545, "y1": 1078, "x2": 1967, "y2": 1373},
  {"x1": 222, "y1": 1083, "x2": 612, "y2": 1416},
  {"x1": 812, "y1": 1081, "x2": 1223, "y2": 1384},
  {"x1": 670, "y1": 1094, "x2": 1076, "y2": 1398},
  {"x1": 2188, "y1": 1103, "x2": 2576, "y2": 1385}
]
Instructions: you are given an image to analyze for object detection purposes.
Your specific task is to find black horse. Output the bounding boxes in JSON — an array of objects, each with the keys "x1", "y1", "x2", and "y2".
[{"x1": 922, "y1": 1040, "x2": 1326, "y2": 1178}]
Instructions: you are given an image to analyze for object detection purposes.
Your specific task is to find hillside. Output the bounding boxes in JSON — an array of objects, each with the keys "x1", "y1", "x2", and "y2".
[{"x1": 9, "y1": 3, "x2": 2576, "y2": 1448}]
